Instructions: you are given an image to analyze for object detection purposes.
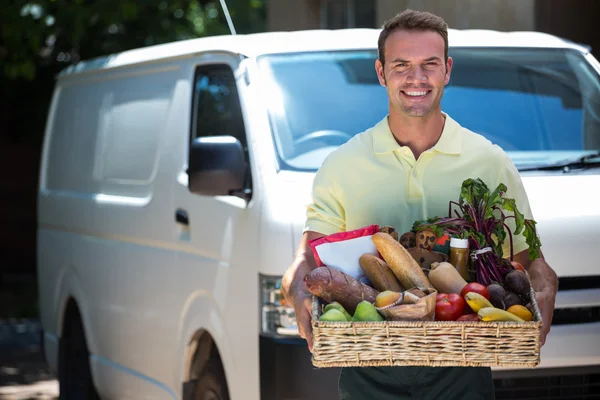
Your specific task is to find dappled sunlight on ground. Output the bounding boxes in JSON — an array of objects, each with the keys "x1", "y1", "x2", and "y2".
[
  {"x1": 0, "y1": 380, "x2": 58, "y2": 400},
  {"x1": 0, "y1": 320, "x2": 58, "y2": 400}
]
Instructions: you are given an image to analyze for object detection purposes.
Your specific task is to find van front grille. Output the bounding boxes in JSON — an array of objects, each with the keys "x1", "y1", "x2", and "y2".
[
  {"x1": 558, "y1": 276, "x2": 600, "y2": 291},
  {"x1": 494, "y1": 371, "x2": 600, "y2": 399},
  {"x1": 552, "y1": 306, "x2": 600, "y2": 325}
]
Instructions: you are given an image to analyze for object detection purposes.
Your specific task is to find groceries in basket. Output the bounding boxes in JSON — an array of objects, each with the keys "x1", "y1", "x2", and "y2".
[{"x1": 307, "y1": 178, "x2": 541, "y2": 324}]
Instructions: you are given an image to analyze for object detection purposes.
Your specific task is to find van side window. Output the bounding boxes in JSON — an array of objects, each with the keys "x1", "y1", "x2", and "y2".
[
  {"x1": 190, "y1": 64, "x2": 249, "y2": 161},
  {"x1": 46, "y1": 72, "x2": 176, "y2": 194}
]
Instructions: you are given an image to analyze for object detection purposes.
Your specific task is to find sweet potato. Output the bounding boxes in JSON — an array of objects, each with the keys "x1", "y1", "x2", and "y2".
[{"x1": 304, "y1": 266, "x2": 379, "y2": 315}]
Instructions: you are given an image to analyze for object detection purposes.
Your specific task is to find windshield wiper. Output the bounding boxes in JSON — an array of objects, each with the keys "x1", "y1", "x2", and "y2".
[{"x1": 519, "y1": 151, "x2": 600, "y2": 172}]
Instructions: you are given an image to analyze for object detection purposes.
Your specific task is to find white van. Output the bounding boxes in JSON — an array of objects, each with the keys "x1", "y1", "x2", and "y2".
[{"x1": 37, "y1": 28, "x2": 600, "y2": 400}]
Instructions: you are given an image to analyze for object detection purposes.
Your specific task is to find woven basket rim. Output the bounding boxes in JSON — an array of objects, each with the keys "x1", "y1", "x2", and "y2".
[{"x1": 311, "y1": 360, "x2": 541, "y2": 368}]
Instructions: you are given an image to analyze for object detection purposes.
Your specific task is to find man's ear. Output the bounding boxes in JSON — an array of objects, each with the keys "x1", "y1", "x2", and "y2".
[
  {"x1": 375, "y1": 59, "x2": 386, "y2": 87},
  {"x1": 445, "y1": 56, "x2": 453, "y2": 85}
]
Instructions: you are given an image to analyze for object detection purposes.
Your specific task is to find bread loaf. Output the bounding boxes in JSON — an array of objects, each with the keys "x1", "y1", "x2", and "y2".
[
  {"x1": 372, "y1": 232, "x2": 433, "y2": 290},
  {"x1": 359, "y1": 254, "x2": 404, "y2": 292}
]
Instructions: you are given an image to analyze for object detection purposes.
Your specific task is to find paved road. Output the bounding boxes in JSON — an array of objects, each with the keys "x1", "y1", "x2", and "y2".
[{"x1": 0, "y1": 319, "x2": 58, "y2": 400}]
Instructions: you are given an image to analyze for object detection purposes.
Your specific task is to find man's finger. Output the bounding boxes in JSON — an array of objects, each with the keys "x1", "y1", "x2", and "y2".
[
  {"x1": 304, "y1": 299, "x2": 314, "y2": 352},
  {"x1": 296, "y1": 311, "x2": 313, "y2": 352},
  {"x1": 297, "y1": 319, "x2": 307, "y2": 339},
  {"x1": 536, "y1": 291, "x2": 553, "y2": 348},
  {"x1": 293, "y1": 297, "x2": 314, "y2": 352}
]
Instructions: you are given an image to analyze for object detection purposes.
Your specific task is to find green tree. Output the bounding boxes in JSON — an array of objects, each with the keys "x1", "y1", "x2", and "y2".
[
  {"x1": 0, "y1": 0, "x2": 266, "y2": 140},
  {"x1": 1, "y1": 0, "x2": 266, "y2": 79}
]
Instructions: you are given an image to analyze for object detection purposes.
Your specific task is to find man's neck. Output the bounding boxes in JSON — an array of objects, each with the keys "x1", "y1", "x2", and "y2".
[{"x1": 388, "y1": 109, "x2": 446, "y2": 160}]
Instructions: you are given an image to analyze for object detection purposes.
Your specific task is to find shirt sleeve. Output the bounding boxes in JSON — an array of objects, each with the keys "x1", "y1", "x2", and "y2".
[
  {"x1": 304, "y1": 155, "x2": 346, "y2": 235},
  {"x1": 497, "y1": 154, "x2": 536, "y2": 258}
]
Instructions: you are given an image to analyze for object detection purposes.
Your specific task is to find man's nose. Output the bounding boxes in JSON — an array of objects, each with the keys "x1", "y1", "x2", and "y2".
[{"x1": 407, "y1": 66, "x2": 428, "y2": 83}]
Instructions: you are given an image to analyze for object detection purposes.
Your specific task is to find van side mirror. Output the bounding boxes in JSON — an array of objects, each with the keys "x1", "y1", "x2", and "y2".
[{"x1": 187, "y1": 136, "x2": 249, "y2": 199}]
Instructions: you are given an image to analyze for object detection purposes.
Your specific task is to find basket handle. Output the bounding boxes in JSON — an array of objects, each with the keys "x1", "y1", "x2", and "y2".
[{"x1": 312, "y1": 295, "x2": 320, "y2": 323}]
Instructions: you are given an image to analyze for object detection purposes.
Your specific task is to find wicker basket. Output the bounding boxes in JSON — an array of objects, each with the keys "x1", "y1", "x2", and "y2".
[{"x1": 310, "y1": 279, "x2": 542, "y2": 369}]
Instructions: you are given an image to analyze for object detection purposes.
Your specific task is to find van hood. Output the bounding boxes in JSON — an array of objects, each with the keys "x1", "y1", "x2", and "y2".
[
  {"x1": 280, "y1": 172, "x2": 315, "y2": 249},
  {"x1": 258, "y1": 171, "x2": 315, "y2": 277},
  {"x1": 518, "y1": 172, "x2": 600, "y2": 278}
]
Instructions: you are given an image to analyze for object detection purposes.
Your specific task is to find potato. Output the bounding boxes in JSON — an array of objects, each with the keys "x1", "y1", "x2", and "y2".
[{"x1": 407, "y1": 248, "x2": 448, "y2": 274}]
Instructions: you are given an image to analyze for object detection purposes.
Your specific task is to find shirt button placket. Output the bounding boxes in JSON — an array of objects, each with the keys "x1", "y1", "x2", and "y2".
[{"x1": 408, "y1": 153, "x2": 425, "y2": 200}]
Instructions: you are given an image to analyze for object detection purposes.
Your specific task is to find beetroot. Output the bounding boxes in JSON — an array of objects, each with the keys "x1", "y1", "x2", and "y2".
[
  {"x1": 413, "y1": 178, "x2": 542, "y2": 286},
  {"x1": 504, "y1": 270, "x2": 530, "y2": 298},
  {"x1": 487, "y1": 283, "x2": 506, "y2": 309},
  {"x1": 504, "y1": 291, "x2": 523, "y2": 308}
]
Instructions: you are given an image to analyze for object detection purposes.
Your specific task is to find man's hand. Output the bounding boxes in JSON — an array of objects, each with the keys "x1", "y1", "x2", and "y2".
[
  {"x1": 289, "y1": 286, "x2": 315, "y2": 352},
  {"x1": 281, "y1": 231, "x2": 324, "y2": 352},
  {"x1": 513, "y1": 249, "x2": 557, "y2": 348},
  {"x1": 535, "y1": 289, "x2": 555, "y2": 347}
]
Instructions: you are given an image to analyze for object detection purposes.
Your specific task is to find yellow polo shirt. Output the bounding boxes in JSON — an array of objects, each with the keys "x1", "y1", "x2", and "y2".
[{"x1": 305, "y1": 113, "x2": 534, "y2": 257}]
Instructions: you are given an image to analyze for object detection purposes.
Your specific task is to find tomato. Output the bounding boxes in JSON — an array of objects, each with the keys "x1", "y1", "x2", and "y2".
[
  {"x1": 435, "y1": 234, "x2": 450, "y2": 245},
  {"x1": 460, "y1": 282, "x2": 490, "y2": 301},
  {"x1": 511, "y1": 261, "x2": 526, "y2": 273},
  {"x1": 435, "y1": 293, "x2": 466, "y2": 321},
  {"x1": 457, "y1": 313, "x2": 480, "y2": 321}
]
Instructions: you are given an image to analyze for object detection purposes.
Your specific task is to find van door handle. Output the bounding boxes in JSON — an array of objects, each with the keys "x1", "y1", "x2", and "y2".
[{"x1": 175, "y1": 209, "x2": 189, "y2": 225}]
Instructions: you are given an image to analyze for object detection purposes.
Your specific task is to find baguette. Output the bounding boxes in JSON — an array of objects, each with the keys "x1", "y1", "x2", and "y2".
[
  {"x1": 359, "y1": 254, "x2": 404, "y2": 292},
  {"x1": 304, "y1": 266, "x2": 379, "y2": 315},
  {"x1": 372, "y1": 232, "x2": 433, "y2": 290}
]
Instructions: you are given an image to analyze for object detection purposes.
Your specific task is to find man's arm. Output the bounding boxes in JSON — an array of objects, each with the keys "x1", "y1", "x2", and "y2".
[
  {"x1": 513, "y1": 249, "x2": 558, "y2": 347},
  {"x1": 281, "y1": 231, "x2": 324, "y2": 352},
  {"x1": 496, "y1": 153, "x2": 557, "y2": 345}
]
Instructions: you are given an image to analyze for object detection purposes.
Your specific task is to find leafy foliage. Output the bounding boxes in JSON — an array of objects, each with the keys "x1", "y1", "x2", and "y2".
[
  {"x1": 413, "y1": 178, "x2": 542, "y2": 286},
  {"x1": 1, "y1": 0, "x2": 265, "y2": 79},
  {"x1": 0, "y1": 0, "x2": 266, "y2": 141}
]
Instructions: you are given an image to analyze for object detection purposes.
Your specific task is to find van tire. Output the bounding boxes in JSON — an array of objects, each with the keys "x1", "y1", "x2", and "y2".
[
  {"x1": 59, "y1": 313, "x2": 100, "y2": 400},
  {"x1": 195, "y1": 358, "x2": 229, "y2": 400}
]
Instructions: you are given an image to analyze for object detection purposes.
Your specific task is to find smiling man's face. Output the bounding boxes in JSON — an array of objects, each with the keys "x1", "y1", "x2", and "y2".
[{"x1": 376, "y1": 29, "x2": 453, "y2": 118}]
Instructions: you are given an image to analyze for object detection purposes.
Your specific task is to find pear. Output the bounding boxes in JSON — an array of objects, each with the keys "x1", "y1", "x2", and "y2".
[
  {"x1": 324, "y1": 301, "x2": 352, "y2": 321},
  {"x1": 352, "y1": 300, "x2": 384, "y2": 322},
  {"x1": 319, "y1": 309, "x2": 350, "y2": 322}
]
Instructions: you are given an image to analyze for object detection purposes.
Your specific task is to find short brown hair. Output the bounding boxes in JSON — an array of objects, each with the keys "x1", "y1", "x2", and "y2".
[{"x1": 378, "y1": 9, "x2": 449, "y2": 66}]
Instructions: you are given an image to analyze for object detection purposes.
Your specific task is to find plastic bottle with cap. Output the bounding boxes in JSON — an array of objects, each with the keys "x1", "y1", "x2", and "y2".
[{"x1": 449, "y1": 238, "x2": 470, "y2": 281}]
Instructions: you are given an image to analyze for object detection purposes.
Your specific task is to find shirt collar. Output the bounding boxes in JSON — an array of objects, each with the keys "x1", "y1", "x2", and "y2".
[{"x1": 372, "y1": 112, "x2": 463, "y2": 156}]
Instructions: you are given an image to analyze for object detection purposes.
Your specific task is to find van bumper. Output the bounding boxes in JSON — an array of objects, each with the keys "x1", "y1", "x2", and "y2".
[
  {"x1": 258, "y1": 336, "x2": 600, "y2": 400},
  {"x1": 259, "y1": 335, "x2": 340, "y2": 400}
]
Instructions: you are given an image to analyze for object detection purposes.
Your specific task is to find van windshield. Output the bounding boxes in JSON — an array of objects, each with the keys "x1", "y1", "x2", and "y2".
[{"x1": 257, "y1": 48, "x2": 600, "y2": 172}]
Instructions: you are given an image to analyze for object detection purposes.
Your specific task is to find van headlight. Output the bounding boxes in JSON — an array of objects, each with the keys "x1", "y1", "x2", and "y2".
[{"x1": 260, "y1": 274, "x2": 299, "y2": 337}]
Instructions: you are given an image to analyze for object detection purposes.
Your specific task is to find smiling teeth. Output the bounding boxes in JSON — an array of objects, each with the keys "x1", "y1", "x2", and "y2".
[{"x1": 405, "y1": 91, "x2": 428, "y2": 96}]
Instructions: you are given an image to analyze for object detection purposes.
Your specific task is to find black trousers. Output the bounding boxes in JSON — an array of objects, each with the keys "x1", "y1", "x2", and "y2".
[{"x1": 338, "y1": 366, "x2": 495, "y2": 400}]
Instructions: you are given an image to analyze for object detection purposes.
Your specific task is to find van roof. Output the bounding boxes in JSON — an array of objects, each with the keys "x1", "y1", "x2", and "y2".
[{"x1": 58, "y1": 28, "x2": 590, "y2": 78}]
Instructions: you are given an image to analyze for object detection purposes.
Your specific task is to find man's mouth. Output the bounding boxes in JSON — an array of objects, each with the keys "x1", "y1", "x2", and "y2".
[{"x1": 401, "y1": 90, "x2": 431, "y2": 98}]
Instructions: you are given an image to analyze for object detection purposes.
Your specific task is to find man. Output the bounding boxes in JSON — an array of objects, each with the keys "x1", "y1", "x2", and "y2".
[{"x1": 282, "y1": 9, "x2": 558, "y2": 400}]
